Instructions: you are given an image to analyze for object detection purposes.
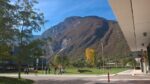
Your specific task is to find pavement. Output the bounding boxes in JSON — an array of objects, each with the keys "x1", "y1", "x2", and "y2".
[
  {"x1": 116, "y1": 69, "x2": 144, "y2": 75},
  {"x1": 1, "y1": 69, "x2": 150, "y2": 84}
]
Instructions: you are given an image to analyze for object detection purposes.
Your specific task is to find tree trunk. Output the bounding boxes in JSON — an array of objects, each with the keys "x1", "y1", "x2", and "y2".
[{"x1": 18, "y1": 62, "x2": 21, "y2": 79}]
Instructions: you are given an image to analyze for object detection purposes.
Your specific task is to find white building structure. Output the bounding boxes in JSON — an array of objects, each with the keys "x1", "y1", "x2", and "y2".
[{"x1": 109, "y1": 0, "x2": 150, "y2": 73}]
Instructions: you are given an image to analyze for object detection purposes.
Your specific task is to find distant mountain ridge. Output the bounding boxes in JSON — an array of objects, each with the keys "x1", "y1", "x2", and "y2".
[{"x1": 42, "y1": 16, "x2": 129, "y2": 61}]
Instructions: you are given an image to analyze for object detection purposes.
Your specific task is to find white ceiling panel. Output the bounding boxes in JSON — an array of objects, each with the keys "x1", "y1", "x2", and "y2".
[{"x1": 109, "y1": 0, "x2": 150, "y2": 51}]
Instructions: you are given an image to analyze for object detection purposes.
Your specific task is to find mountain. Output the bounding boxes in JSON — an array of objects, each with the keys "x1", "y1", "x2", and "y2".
[
  {"x1": 42, "y1": 16, "x2": 129, "y2": 61},
  {"x1": 32, "y1": 35, "x2": 40, "y2": 40}
]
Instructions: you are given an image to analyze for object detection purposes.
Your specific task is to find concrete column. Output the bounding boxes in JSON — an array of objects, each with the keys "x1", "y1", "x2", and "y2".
[
  {"x1": 141, "y1": 49, "x2": 149, "y2": 74},
  {"x1": 147, "y1": 43, "x2": 150, "y2": 71}
]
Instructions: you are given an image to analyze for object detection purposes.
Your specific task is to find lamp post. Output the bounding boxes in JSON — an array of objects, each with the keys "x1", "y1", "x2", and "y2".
[
  {"x1": 101, "y1": 41, "x2": 110, "y2": 82},
  {"x1": 40, "y1": 56, "x2": 46, "y2": 74},
  {"x1": 101, "y1": 41, "x2": 104, "y2": 69},
  {"x1": 107, "y1": 55, "x2": 110, "y2": 83},
  {"x1": 41, "y1": 56, "x2": 44, "y2": 74},
  {"x1": 36, "y1": 58, "x2": 39, "y2": 71}
]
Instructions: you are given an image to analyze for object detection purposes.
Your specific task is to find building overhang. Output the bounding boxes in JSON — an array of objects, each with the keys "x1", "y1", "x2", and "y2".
[{"x1": 109, "y1": 0, "x2": 150, "y2": 51}]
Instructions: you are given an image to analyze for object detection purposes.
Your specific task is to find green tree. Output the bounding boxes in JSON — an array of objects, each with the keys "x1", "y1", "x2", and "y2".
[
  {"x1": 54, "y1": 55, "x2": 62, "y2": 66},
  {"x1": 0, "y1": 44, "x2": 10, "y2": 59},
  {"x1": 53, "y1": 55, "x2": 69, "y2": 67},
  {"x1": 127, "y1": 58, "x2": 137, "y2": 68},
  {"x1": 72, "y1": 58, "x2": 85, "y2": 68},
  {"x1": 95, "y1": 57, "x2": 104, "y2": 69},
  {"x1": 20, "y1": 39, "x2": 45, "y2": 67},
  {"x1": 0, "y1": 0, "x2": 17, "y2": 43},
  {"x1": 11, "y1": 0, "x2": 45, "y2": 79},
  {"x1": 0, "y1": 0, "x2": 46, "y2": 79},
  {"x1": 28, "y1": 39, "x2": 45, "y2": 57},
  {"x1": 0, "y1": 0, "x2": 18, "y2": 70}
]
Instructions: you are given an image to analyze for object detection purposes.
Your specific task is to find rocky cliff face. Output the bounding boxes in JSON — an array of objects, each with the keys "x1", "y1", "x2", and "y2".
[{"x1": 42, "y1": 16, "x2": 129, "y2": 61}]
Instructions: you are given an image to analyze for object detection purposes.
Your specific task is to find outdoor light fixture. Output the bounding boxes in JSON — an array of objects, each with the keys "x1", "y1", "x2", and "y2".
[
  {"x1": 143, "y1": 32, "x2": 147, "y2": 37},
  {"x1": 141, "y1": 43, "x2": 145, "y2": 46}
]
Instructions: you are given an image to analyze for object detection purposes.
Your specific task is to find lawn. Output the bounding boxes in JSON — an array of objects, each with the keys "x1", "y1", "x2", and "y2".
[
  {"x1": 1, "y1": 68, "x2": 127, "y2": 75},
  {"x1": 38, "y1": 67, "x2": 128, "y2": 75},
  {"x1": 0, "y1": 77, "x2": 33, "y2": 84},
  {"x1": 64, "y1": 68, "x2": 128, "y2": 74}
]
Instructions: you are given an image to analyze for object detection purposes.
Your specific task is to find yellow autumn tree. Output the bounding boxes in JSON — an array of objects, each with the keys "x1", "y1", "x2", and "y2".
[{"x1": 85, "y1": 48, "x2": 95, "y2": 66}]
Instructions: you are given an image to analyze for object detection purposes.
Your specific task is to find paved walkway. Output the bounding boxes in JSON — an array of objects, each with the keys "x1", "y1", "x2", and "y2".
[
  {"x1": 1, "y1": 69, "x2": 150, "y2": 84},
  {"x1": 117, "y1": 69, "x2": 144, "y2": 75}
]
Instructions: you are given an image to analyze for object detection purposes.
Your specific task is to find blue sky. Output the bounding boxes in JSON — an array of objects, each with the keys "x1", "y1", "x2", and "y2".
[{"x1": 34, "y1": 0, "x2": 116, "y2": 35}]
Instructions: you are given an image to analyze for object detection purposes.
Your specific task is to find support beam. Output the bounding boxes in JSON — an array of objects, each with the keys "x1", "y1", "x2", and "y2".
[{"x1": 147, "y1": 43, "x2": 150, "y2": 71}]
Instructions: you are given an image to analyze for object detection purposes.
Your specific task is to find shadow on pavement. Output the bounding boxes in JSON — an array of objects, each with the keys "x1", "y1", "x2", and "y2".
[
  {"x1": 36, "y1": 80, "x2": 150, "y2": 84},
  {"x1": 95, "y1": 80, "x2": 150, "y2": 84},
  {"x1": 36, "y1": 79, "x2": 89, "y2": 84}
]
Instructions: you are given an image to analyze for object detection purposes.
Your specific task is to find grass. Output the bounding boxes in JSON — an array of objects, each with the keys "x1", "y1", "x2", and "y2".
[
  {"x1": 38, "y1": 67, "x2": 128, "y2": 75},
  {"x1": 0, "y1": 77, "x2": 33, "y2": 84},
  {"x1": 0, "y1": 68, "x2": 128, "y2": 75},
  {"x1": 64, "y1": 67, "x2": 127, "y2": 74}
]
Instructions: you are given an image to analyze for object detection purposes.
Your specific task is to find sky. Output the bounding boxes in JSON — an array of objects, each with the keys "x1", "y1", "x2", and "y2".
[{"x1": 34, "y1": 0, "x2": 116, "y2": 35}]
